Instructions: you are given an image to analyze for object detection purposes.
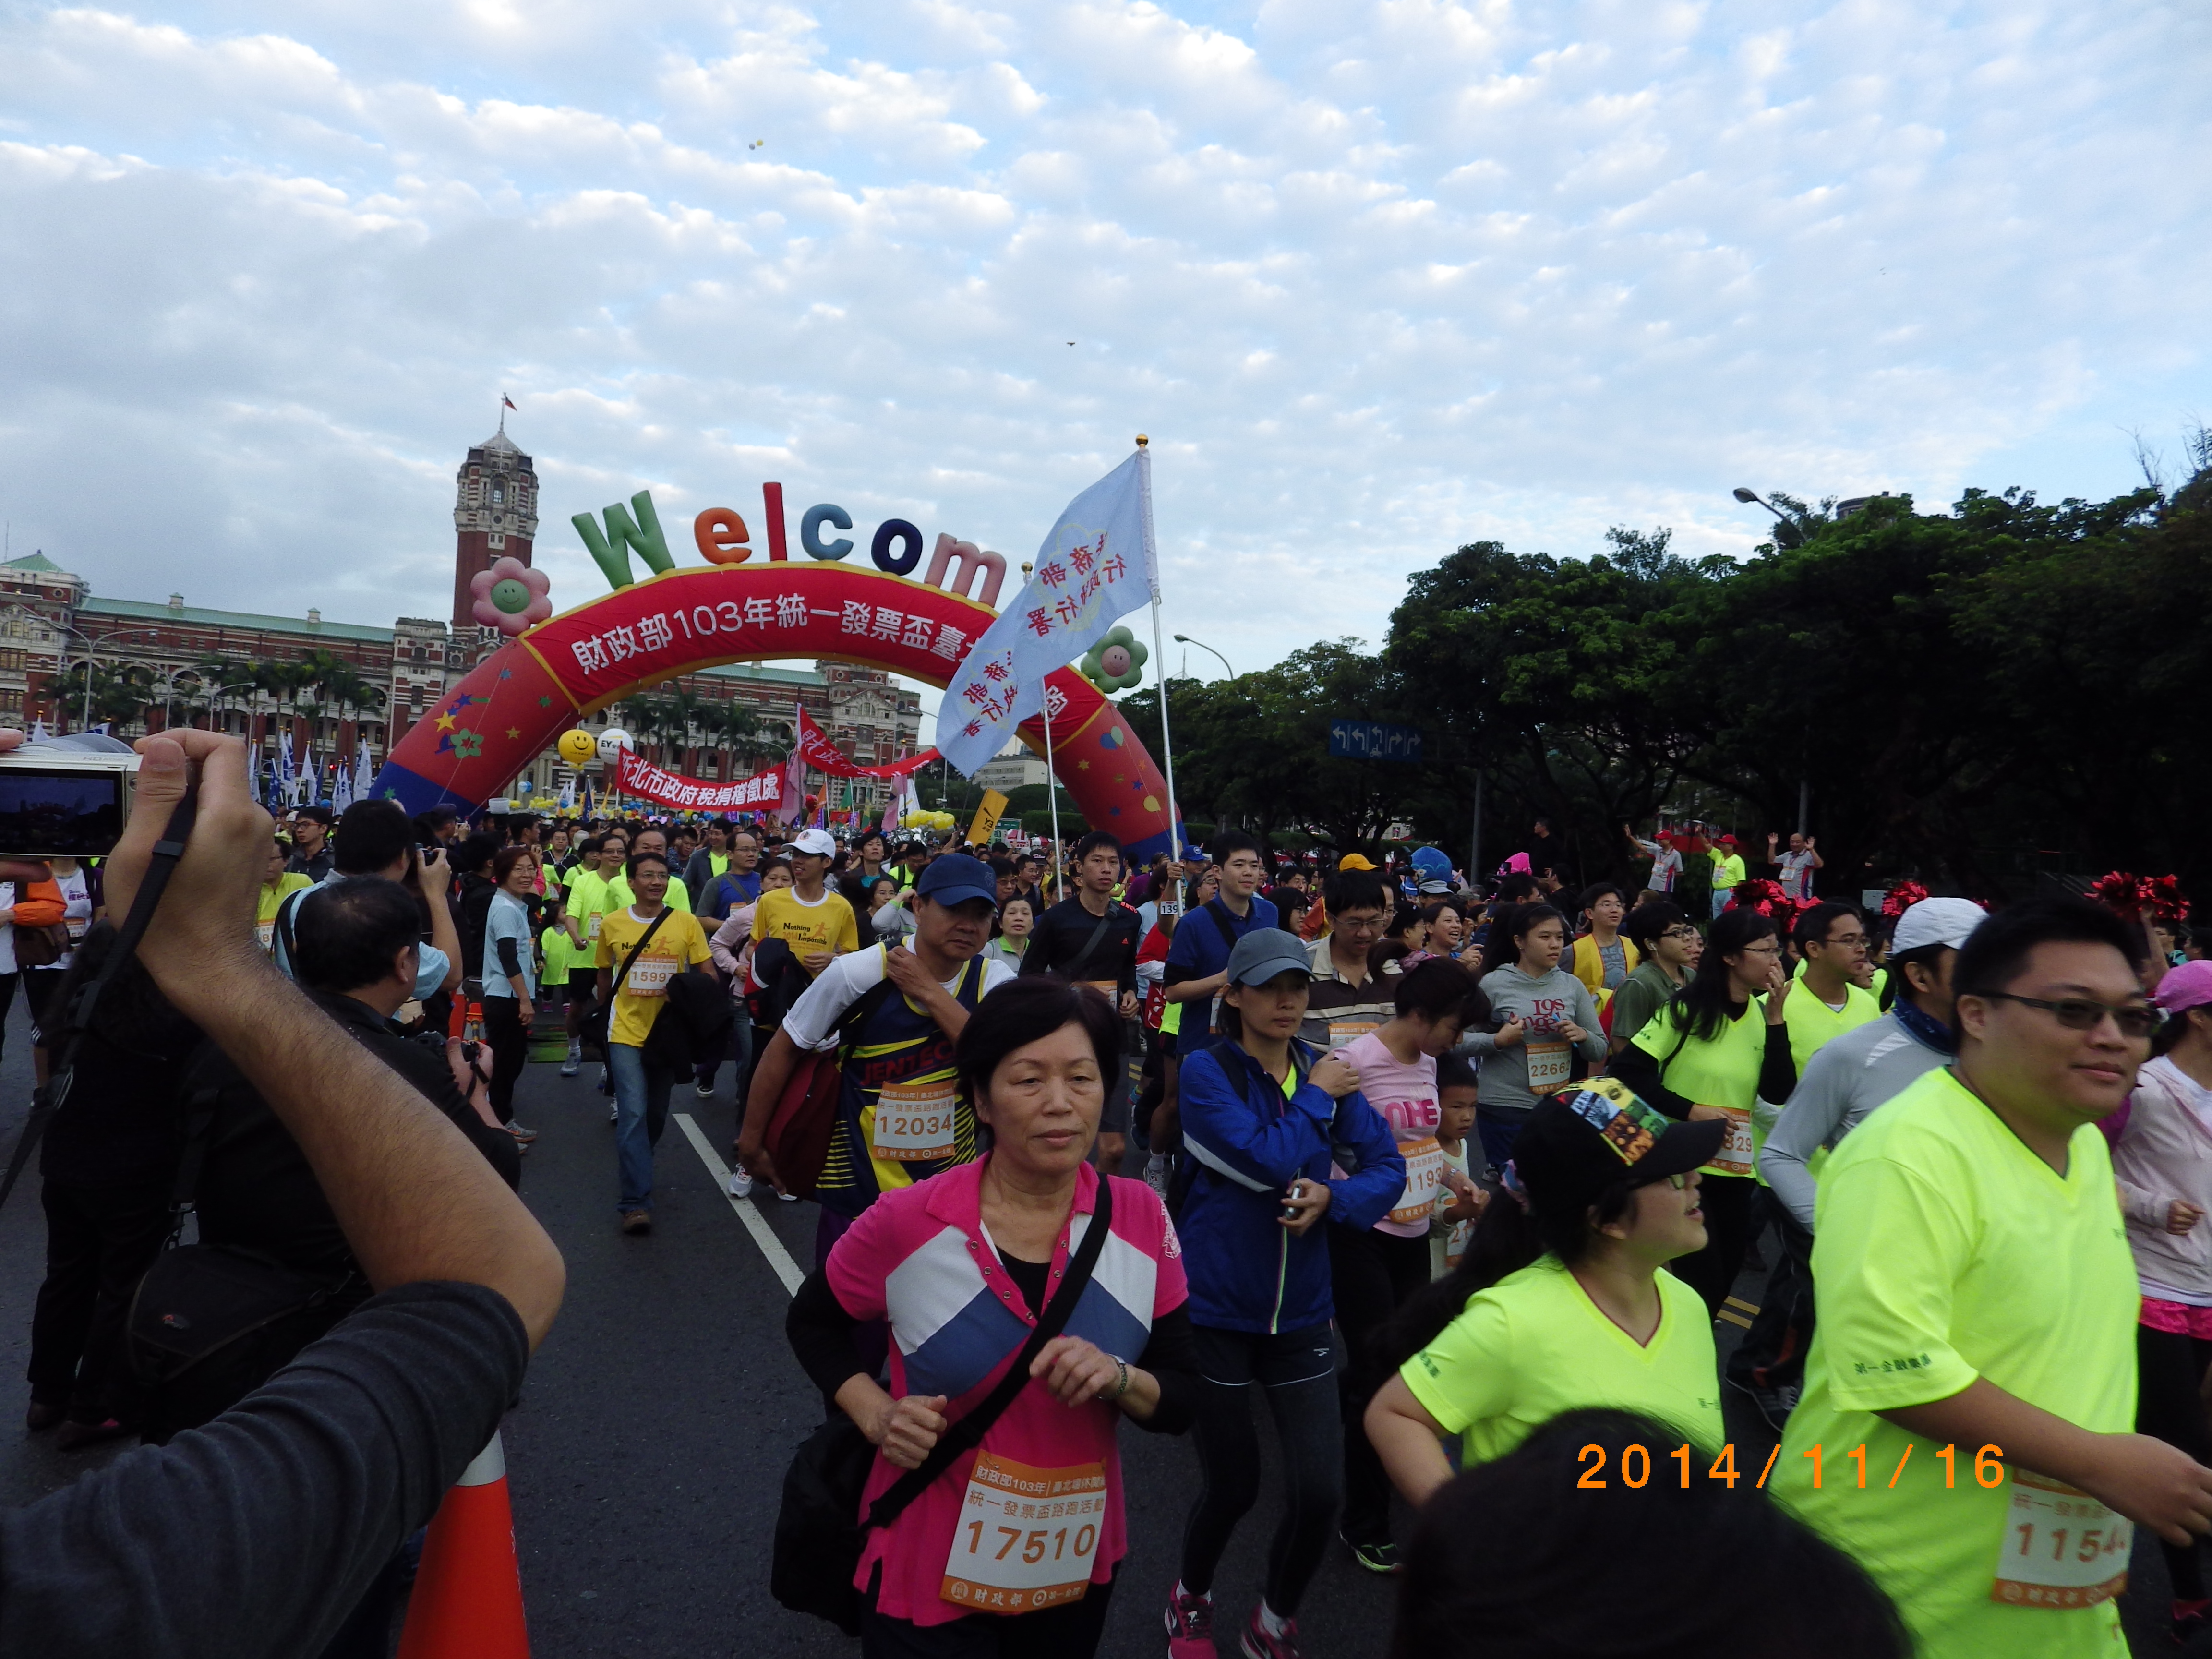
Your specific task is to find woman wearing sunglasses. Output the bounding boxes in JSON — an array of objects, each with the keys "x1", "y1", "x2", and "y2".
[
  {"x1": 1608, "y1": 908, "x2": 1798, "y2": 1317},
  {"x1": 1364, "y1": 1082, "x2": 1728, "y2": 1503}
]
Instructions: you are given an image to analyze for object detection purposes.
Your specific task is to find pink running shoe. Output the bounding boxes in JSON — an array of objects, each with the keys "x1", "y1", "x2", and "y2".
[
  {"x1": 1239, "y1": 1607, "x2": 1305, "y2": 1659},
  {"x1": 1165, "y1": 1583, "x2": 1216, "y2": 1659}
]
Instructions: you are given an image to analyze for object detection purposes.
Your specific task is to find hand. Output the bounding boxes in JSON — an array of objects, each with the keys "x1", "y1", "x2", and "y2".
[
  {"x1": 1309, "y1": 1054, "x2": 1360, "y2": 1099},
  {"x1": 1763, "y1": 961, "x2": 1792, "y2": 1018},
  {"x1": 103, "y1": 732, "x2": 270, "y2": 1015},
  {"x1": 2169, "y1": 1201, "x2": 2206, "y2": 1236},
  {"x1": 1559, "y1": 1020, "x2": 1588, "y2": 1044},
  {"x1": 1766, "y1": 831, "x2": 1778, "y2": 850},
  {"x1": 1804, "y1": 836, "x2": 1816, "y2": 850},
  {"x1": 1688, "y1": 1104, "x2": 1732, "y2": 1123},
  {"x1": 1280, "y1": 1178, "x2": 1332, "y2": 1236},
  {"x1": 736, "y1": 1132, "x2": 786, "y2": 1194},
  {"x1": 1029, "y1": 1335, "x2": 1123, "y2": 1406},
  {"x1": 1119, "y1": 989, "x2": 1139, "y2": 1019},
  {"x1": 883, "y1": 945, "x2": 935, "y2": 999},
  {"x1": 2075, "y1": 1433, "x2": 2212, "y2": 1546},
  {"x1": 1494, "y1": 1019, "x2": 1525, "y2": 1049},
  {"x1": 0, "y1": 906, "x2": 14, "y2": 926},
  {"x1": 415, "y1": 845, "x2": 449, "y2": 896},
  {"x1": 868, "y1": 1393, "x2": 950, "y2": 1471},
  {"x1": 517, "y1": 1000, "x2": 534, "y2": 1030},
  {"x1": 1440, "y1": 1168, "x2": 1486, "y2": 1223},
  {"x1": 801, "y1": 950, "x2": 835, "y2": 974}
]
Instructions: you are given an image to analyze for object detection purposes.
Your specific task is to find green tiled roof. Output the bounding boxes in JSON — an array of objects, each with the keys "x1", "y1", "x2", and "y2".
[
  {"x1": 699, "y1": 662, "x2": 824, "y2": 686},
  {"x1": 1, "y1": 552, "x2": 63, "y2": 573},
  {"x1": 79, "y1": 595, "x2": 394, "y2": 644}
]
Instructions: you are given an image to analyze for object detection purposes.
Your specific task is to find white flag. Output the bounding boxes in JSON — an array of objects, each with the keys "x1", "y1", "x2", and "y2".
[{"x1": 936, "y1": 452, "x2": 1154, "y2": 778}]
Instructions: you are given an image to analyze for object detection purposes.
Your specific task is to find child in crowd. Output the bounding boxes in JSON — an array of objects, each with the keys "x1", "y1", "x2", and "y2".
[{"x1": 1431, "y1": 1053, "x2": 1486, "y2": 1279}]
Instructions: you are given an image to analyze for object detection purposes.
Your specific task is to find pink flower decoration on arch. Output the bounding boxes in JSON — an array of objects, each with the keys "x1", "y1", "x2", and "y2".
[{"x1": 470, "y1": 557, "x2": 553, "y2": 636}]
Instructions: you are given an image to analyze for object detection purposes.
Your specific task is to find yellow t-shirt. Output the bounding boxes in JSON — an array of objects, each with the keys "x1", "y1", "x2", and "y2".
[
  {"x1": 1712, "y1": 852, "x2": 1746, "y2": 888},
  {"x1": 1401, "y1": 1254, "x2": 1723, "y2": 1468},
  {"x1": 256, "y1": 873, "x2": 313, "y2": 953},
  {"x1": 1782, "y1": 980, "x2": 1882, "y2": 1071},
  {"x1": 1774, "y1": 1068, "x2": 2136, "y2": 1659},
  {"x1": 751, "y1": 884, "x2": 860, "y2": 974},
  {"x1": 594, "y1": 906, "x2": 713, "y2": 1047}
]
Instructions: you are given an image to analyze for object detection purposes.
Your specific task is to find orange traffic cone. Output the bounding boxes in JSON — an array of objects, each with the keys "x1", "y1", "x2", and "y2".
[{"x1": 397, "y1": 1431, "x2": 530, "y2": 1659}]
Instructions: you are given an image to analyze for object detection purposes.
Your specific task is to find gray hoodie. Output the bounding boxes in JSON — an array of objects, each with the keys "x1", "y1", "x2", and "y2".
[{"x1": 1459, "y1": 963, "x2": 1606, "y2": 1113}]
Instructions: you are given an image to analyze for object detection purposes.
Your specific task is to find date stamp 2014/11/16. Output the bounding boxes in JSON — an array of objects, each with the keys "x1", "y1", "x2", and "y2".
[{"x1": 1575, "y1": 1442, "x2": 2008, "y2": 1491}]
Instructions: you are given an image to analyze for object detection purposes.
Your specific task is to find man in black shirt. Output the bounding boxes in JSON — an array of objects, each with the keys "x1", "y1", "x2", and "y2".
[
  {"x1": 285, "y1": 805, "x2": 335, "y2": 881},
  {"x1": 0, "y1": 727, "x2": 564, "y2": 1659},
  {"x1": 1021, "y1": 830, "x2": 1142, "y2": 1170}
]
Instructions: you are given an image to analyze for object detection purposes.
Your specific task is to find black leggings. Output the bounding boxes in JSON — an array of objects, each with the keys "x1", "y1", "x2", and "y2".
[
  {"x1": 483, "y1": 998, "x2": 529, "y2": 1124},
  {"x1": 2137, "y1": 1323, "x2": 2212, "y2": 1599},
  {"x1": 1180, "y1": 1322, "x2": 1342, "y2": 1617},
  {"x1": 1671, "y1": 1173, "x2": 1757, "y2": 1318},
  {"x1": 1329, "y1": 1225, "x2": 1434, "y2": 1544}
]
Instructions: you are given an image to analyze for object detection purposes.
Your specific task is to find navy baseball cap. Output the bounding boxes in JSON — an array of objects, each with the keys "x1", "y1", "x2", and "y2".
[{"x1": 917, "y1": 853, "x2": 997, "y2": 908}]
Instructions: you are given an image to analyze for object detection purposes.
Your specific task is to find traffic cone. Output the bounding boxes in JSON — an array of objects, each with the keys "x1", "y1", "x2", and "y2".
[{"x1": 397, "y1": 1431, "x2": 530, "y2": 1659}]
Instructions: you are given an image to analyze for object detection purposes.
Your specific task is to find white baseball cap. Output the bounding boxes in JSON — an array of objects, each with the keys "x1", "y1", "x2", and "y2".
[
  {"x1": 1890, "y1": 896, "x2": 1986, "y2": 954},
  {"x1": 791, "y1": 828, "x2": 837, "y2": 858}
]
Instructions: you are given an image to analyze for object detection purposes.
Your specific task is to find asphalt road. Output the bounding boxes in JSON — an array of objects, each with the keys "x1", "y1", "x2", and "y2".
[{"x1": 0, "y1": 996, "x2": 2193, "y2": 1657}]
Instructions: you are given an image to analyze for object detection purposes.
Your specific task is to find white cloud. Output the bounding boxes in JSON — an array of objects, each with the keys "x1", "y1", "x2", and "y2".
[{"x1": 0, "y1": 0, "x2": 2205, "y2": 712}]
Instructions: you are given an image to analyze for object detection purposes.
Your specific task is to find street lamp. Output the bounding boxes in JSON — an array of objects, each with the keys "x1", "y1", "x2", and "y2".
[
  {"x1": 1172, "y1": 634, "x2": 1233, "y2": 679},
  {"x1": 46, "y1": 624, "x2": 156, "y2": 733},
  {"x1": 1731, "y1": 487, "x2": 1805, "y2": 550}
]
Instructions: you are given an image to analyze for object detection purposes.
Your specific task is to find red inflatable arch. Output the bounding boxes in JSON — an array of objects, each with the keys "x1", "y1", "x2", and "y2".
[{"x1": 373, "y1": 561, "x2": 1186, "y2": 860}]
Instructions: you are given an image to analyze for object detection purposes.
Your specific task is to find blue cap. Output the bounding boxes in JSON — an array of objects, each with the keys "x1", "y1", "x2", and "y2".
[{"x1": 917, "y1": 853, "x2": 998, "y2": 909}]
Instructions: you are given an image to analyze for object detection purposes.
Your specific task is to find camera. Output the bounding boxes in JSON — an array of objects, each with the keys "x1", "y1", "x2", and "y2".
[{"x1": 0, "y1": 735, "x2": 140, "y2": 859}]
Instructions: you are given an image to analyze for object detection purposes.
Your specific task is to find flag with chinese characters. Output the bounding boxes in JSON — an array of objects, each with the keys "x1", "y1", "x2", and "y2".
[{"x1": 936, "y1": 452, "x2": 1154, "y2": 778}]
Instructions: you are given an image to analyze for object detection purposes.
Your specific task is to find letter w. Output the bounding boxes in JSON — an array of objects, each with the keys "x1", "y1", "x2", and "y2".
[{"x1": 571, "y1": 491, "x2": 674, "y2": 589}]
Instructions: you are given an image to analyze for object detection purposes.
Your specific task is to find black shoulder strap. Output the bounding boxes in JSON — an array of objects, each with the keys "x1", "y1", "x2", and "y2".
[
  {"x1": 863, "y1": 1174, "x2": 1116, "y2": 1532},
  {"x1": 275, "y1": 885, "x2": 310, "y2": 970},
  {"x1": 1059, "y1": 909, "x2": 1118, "y2": 982},
  {"x1": 833, "y1": 949, "x2": 901, "y2": 1056},
  {"x1": 609, "y1": 906, "x2": 674, "y2": 995},
  {"x1": 1203, "y1": 899, "x2": 1239, "y2": 951}
]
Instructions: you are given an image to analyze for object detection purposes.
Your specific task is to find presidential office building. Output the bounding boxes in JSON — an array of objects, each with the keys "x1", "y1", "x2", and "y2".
[{"x1": 0, "y1": 427, "x2": 922, "y2": 805}]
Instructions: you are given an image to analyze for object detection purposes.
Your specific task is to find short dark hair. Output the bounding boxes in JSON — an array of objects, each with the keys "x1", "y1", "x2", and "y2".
[
  {"x1": 1325, "y1": 870, "x2": 1390, "y2": 914},
  {"x1": 332, "y1": 800, "x2": 415, "y2": 876},
  {"x1": 626, "y1": 850, "x2": 672, "y2": 880},
  {"x1": 293, "y1": 878, "x2": 422, "y2": 994},
  {"x1": 1212, "y1": 830, "x2": 1265, "y2": 864},
  {"x1": 292, "y1": 805, "x2": 334, "y2": 827},
  {"x1": 1794, "y1": 901, "x2": 1863, "y2": 952},
  {"x1": 954, "y1": 976, "x2": 1122, "y2": 1111},
  {"x1": 1390, "y1": 1411, "x2": 1909, "y2": 1659},
  {"x1": 1073, "y1": 830, "x2": 1122, "y2": 863},
  {"x1": 1952, "y1": 896, "x2": 2145, "y2": 1004},
  {"x1": 451, "y1": 831, "x2": 502, "y2": 877},
  {"x1": 1578, "y1": 882, "x2": 1626, "y2": 912},
  {"x1": 413, "y1": 806, "x2": 458, "y2": 839},
  {"x1": 1623, "y1": 901, "x2": 1690, "y2": 950},
  {"x1": 1436, "y1": 1053, "x2": 1479, "y2": 1094},
  {"x1": 1394, "y1": 956, "x2": 1482, "y2": 1023},
  {"x1": 1492, "y1": 871, "x2": 1541, "y2": 905}
]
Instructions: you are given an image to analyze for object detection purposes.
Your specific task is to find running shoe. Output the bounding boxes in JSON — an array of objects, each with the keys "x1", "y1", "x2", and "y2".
[
  {"x1": 728, "y1": 1168, "x2": 755, "y2": 1200},
  {"x1": 1144, "y1": 1153, "x2": 1170, "y2": 1200},
  {"x1": 695, "y1": 1081, "x2": 715, "y2": 1099},
  {"x1": 1239, "y1": 1606, "x2": 1305, "y2": 1659},
  {"x1": 507, "y1": 1121, "x2": 539, "y2": 1144},
  {"x1": 1164, "y1": 1582, "x2": 1214, "y2": 1659},
  {"x1": 609, "y1": 1102, "x2": 619, "y2": 1124},
  {"x1": 1342, "y1": 1535, "x2": 1401, "y2": 1575},
  {"x1": 777, "y1": 1189, "x2": 800, "y2": 1202},
  {"x1": 559, "y1": 1055, "x2": 580, "y2": 1078}
]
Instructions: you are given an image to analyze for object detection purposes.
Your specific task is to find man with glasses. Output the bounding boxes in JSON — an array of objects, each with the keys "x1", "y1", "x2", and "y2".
[
  {"x1": 1301, "y1": 868, "x2": 1396, "y2": 1051},
  {"x1": 1609, "y1": 902, "x2": 1702, "y2": 1052},
  {"x1": 1776, "y1": 897, "x2": 2206, "y2": 1659},
  {"x1": 1782, "y1": 902, "x2": 1880, "y2": 1069}
]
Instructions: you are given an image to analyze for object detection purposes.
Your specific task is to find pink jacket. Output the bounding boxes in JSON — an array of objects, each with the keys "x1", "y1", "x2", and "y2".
[{"x1": 2110, "y1": 1056, "x2": 2212, "y2": 1302}]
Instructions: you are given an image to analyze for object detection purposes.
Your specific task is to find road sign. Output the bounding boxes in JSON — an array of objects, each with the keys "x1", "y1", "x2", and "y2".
[{"x1": 1328, "y1": 720, "x2": 1422, "y2": 763}]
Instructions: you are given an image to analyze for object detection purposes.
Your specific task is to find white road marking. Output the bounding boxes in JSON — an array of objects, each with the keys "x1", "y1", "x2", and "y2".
[{"x1": 674, "y1": 1113, "x2": 805, "y2": 1296}]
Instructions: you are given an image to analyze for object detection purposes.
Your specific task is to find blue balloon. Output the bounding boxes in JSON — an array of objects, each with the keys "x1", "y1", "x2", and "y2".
[
  {"x1": 871, "y1": 517, "x2": 923, "y2": 576},
  {"x1": 802, "y1": 503, "x2": 854, "y2": 561}
]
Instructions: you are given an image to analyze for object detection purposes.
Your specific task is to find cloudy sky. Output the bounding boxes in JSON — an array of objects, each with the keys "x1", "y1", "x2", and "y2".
[{"x1": 1, "y1": 0, "x2": 2206, "y2": 736}]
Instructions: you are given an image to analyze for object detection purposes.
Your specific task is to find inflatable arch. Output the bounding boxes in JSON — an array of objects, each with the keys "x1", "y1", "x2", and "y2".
[{"x1": 371, "y1": 561, "x2": 1188, "y2": 861}]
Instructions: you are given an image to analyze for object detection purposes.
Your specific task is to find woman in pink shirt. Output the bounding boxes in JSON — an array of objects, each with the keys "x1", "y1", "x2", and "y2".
[
  {"x1": 1329, "y1": 957, "x2": 1488, "y2": 1574},
  {"x1": 785, "y1": 977, "x2": 1197, "y2": 1658}
]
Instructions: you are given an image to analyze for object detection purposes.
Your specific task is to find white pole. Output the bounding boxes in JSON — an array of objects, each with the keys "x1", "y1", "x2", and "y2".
[
  {"x1": 1044, "y1": 688, "x2": 1061, "y2": 884},
  {"x1": 1135, "y1": 437, "x2": 1183, "y2": 878}
]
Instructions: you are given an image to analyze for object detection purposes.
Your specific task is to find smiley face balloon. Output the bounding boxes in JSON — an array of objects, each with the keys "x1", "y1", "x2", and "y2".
[{"x1": 557, "y1": 729, "x2": 598, "y2": 767}]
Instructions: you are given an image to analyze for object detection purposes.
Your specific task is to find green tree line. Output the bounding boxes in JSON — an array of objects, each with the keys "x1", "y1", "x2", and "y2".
[{"x1": 1119, "y1": 455, "x2": 2212, "y2": 901}]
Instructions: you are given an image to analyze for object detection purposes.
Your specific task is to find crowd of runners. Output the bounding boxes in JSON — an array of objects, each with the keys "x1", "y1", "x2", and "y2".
[{"x1": 21, "y1": 781, "x2": 2212, "y2": 1659}]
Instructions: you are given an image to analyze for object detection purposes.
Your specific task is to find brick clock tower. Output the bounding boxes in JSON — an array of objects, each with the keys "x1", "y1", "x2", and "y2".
[{"x1": 451, "y1": 423, "x2": 540, "y2": 632}]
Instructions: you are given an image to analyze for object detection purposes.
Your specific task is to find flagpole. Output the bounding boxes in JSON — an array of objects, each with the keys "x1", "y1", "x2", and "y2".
[{"x1": 1135, "y1": 435, "x2": 1183, "y2": 876}]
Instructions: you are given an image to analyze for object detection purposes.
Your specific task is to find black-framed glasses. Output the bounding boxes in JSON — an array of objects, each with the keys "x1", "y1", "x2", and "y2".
[
  {"x1": 1979, "y1": 992, "x2": 2159, "y2": 1040},
  {"x1": 1660, "y1": 926, "x2": 1699, "y2": 942}
]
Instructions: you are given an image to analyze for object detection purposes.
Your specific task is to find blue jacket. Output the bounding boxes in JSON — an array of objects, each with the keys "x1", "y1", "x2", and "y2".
[{"x1": 1176, "y1": 1038, "x2": 1406, "y2": 1334}]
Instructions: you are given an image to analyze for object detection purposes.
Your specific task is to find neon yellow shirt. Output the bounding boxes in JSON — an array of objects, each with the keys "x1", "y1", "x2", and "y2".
[
  {"x1": 1401, "y1": 1254, "x2": 1722, "y2": 1468},
  {"x1": 1711, "y1": 852, "x2": 1746, "y2": 889},
  {"x1": 567, "y1": 870, "x2": 615, "y2": 949},
  {"x1": 257, "y1": 873, "x2": 312, "y2": 923},
  {"x1": 1775, "y1": 1068, "x2": 2136, "y2": 1659},
  {"x1": 751, "y1": 885, "x2": 860, "y2": 973},
  {"x1": 541, "y1": 926, "x2": 578, "y2": 985},
  {"x1": 1631, "y1": 995, "x2": 1772, "y2": 1181},
  {"x1": 1783, "y1": 980, "x2": 1881, "y2": 1071},
  {"x1": 594, "y1": 906, "x2": 712, "y2": 1047}
]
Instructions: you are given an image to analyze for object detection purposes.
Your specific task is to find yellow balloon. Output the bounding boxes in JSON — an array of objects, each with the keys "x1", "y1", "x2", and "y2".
[{"x1": 556, "y1": 729, "x2": 597, "y2": 767}]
